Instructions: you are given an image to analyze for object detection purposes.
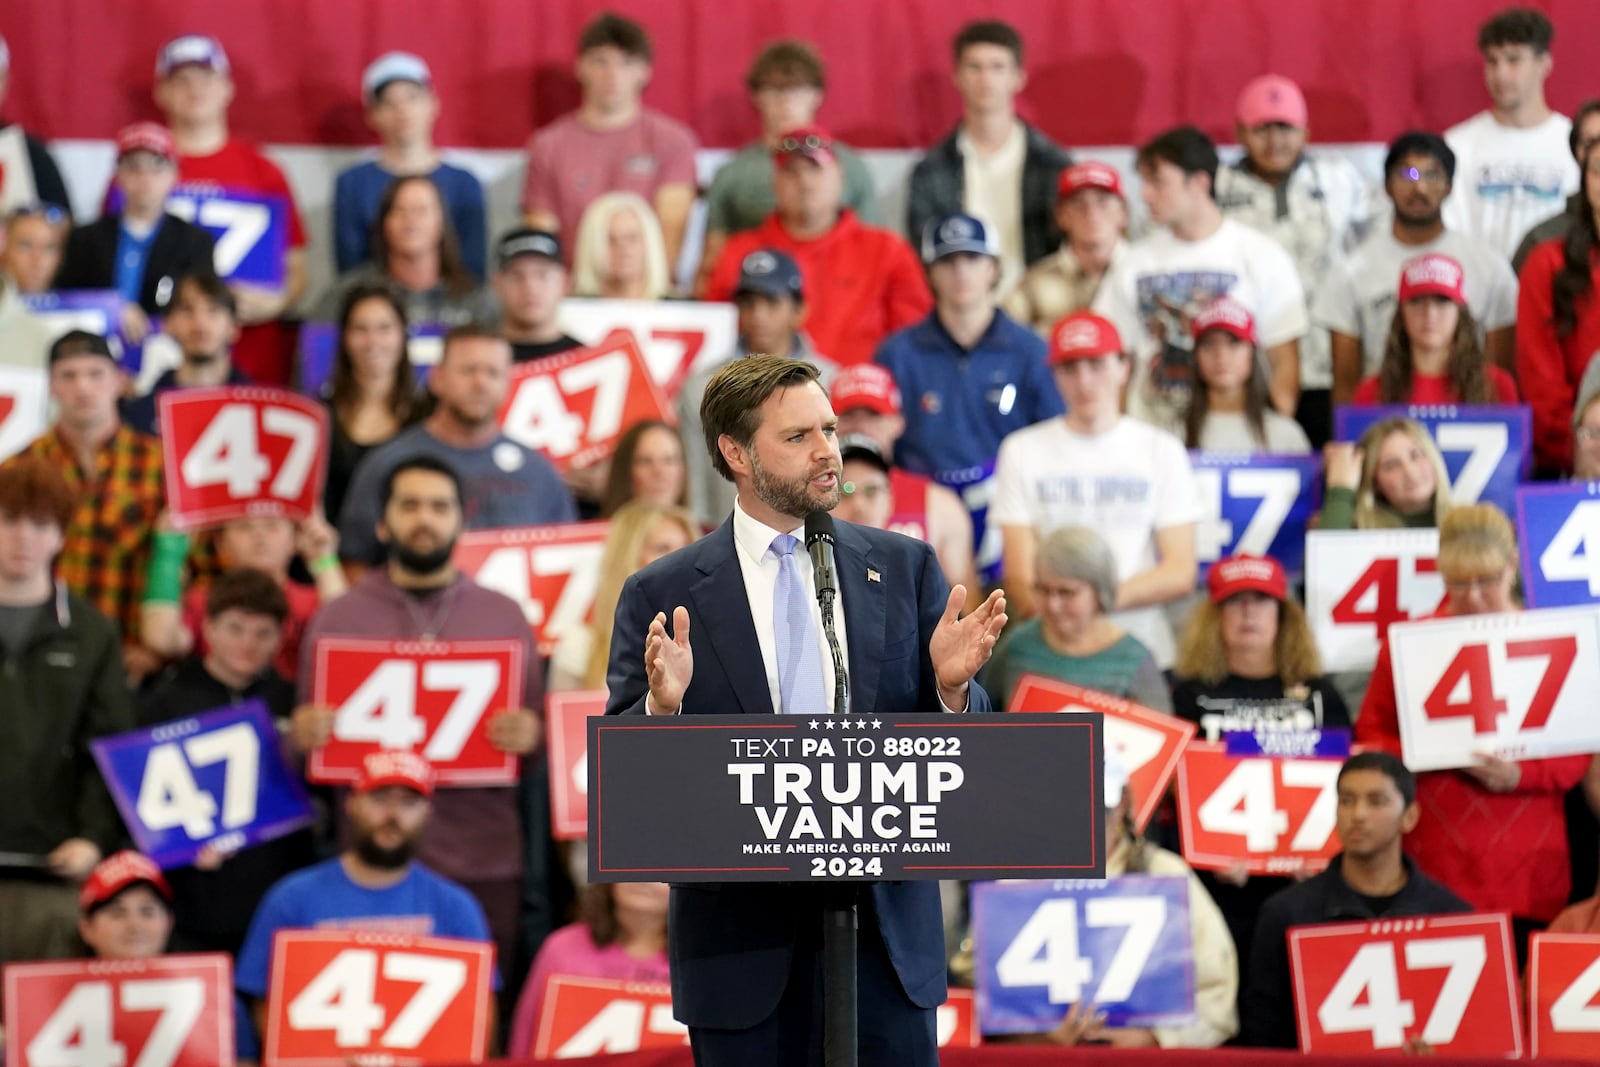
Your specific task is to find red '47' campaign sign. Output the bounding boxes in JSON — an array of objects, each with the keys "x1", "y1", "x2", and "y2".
[
  {"x1": 548, "y1": 689, "x2": 606, "y2": 839},
  {"x1": 159, "y1": 386, "x2": 328, "y2": 529},
  {"x1": 1176, "y1": 742, "x2": 1342, "y2": 875},
  {"x1": 309, "y1": 638, "x2": 525, "y2": 786},
  {"x1": 453, "y1": 521, "x2": 609, "y2": 658},
  {"x1": 1289, "y1": 913, "x2": 1522, "y2": 1055},
  {"x1": 1007, "y1": 674, "x2": 1193, "y2": 833},
  {"x1": 1530, "y1": 933, "x2": 1600, "y2": 1059},
  {"x1": 3, "y1": 953, "x2": 234, "y2": 1067},
  {"x1": 498, "y1": 333, "x2": 671, "y2": 472},
  {"x1": 264, "y1": 930, "x2": 493, "y2": 1066},
  {"x1": 533, "y1": 977, "x2": 686, "y2": 1058}
]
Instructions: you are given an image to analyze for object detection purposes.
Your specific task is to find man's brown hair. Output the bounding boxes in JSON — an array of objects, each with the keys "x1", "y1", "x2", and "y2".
[
  {"x1": 746, "y1": 40, "x2": 825, "y2": 93},
  {"x1": 579, "y1": 12, "x2": 652, "y2": 62},
  {"x1": 699, "y1": 354, "x2": 822, "y2": 481},
  {"x1": 205, "y1": 567, "x2": 289, "y2": 626},
  {"x1": 0, "y1": 457, "x2": 76, "y2": 531}
]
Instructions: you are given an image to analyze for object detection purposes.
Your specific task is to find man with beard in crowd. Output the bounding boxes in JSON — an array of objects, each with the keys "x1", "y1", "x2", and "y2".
[
  {"x1": 233, "y1": 749, "x2": 499, "y2": 1040},
  {"x1": 292, "y1": 455, "x2": 554, "y2": 1010}
]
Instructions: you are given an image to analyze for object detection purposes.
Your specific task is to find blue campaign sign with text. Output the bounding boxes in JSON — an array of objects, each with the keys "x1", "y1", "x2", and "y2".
[
  {"x1": 90, "y1": 700, "x2": 313, "y2": 869},
  {"x1": 972, "y1": 875, "x2": 1195, "y2": 1034},
  {"x1": 1190, "y1": 452, "x2": 1321, "y2": 579},
  {"x1": 167, "y1": 185, "x2": 290, "y2": 287},
  {"x1": 1334, "y1": 405, "x2": 1530, "y2": 515},
  {"x1": 1516, "y1": 481, "x2": 1600, "y2": 608},
  {"x1": 298, "y1": 321, "x2": 448, "y2": 396},
  {"x1": 23, "y1": 290, "x2": 150, "y2": 374}
]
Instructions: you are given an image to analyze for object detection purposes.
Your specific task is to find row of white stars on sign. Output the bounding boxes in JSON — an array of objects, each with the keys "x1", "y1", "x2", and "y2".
[{"x1": 807, "y1": 718, "x2": 883, "y2": 730}]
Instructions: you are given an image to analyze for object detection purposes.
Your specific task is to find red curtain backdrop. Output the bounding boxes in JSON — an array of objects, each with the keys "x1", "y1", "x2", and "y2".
[{"x1": 2, "y1": 0, "x2": 1594, "y2": 151}]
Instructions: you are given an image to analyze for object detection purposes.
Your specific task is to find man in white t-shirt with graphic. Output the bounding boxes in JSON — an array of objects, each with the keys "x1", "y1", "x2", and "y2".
[
  {"x1": 992, "y1": 311, "x2": 1200, "y2": 669},
  {"x1": 1093, "y1": 126, "x2": 1306, "y2": 430},
  {"x1": 1443, "y1": 7, "x2": 1579, "y2": 260},
  {"x1": 1314, "y1": 131, "x2": 1519, "y2": 404}
]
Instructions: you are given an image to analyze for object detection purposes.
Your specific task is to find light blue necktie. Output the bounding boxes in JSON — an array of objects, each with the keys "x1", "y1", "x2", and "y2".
[{"x1": 771, "y1": 534, "x2": 828, "y2": 714}]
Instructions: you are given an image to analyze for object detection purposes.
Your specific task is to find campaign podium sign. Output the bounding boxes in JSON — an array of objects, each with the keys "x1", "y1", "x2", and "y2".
[
  {"x1": 1190, "y1": 452, "x2": 1321, "y2": 578},
  {"x1": 499, "y1": 333, "x2": 673, "y2": 472},
  {"x1": 588, "y1": 713, "x2": 1105, "y2": 883},
  {"x1": 1176, "y1": 741, "x2": 1343, "y2": 875},
  {"x1": 91, "y1": 700, "x2": 314, "y2": 869},
  {"x1": 1006, "y1": 675, "x2": 1193, "y2": 834},
  {"x1": 3, "y1": 954, "x2": 235, "y2": 1067},
  {"x1": 547, "y1": 690, "x2": 606, "y2": 840},
  {"x1": 1305, "y1": 529, "x2": 1444, "y2": 672},
  {"x1": 452, "y1": 521, "x2": 609, "y2": 658},
  {"x1": 158, "y1": 386, "x2": 328, "y2": 529},
  {"x1": 263, "y1": 930, "x2": 493, "y2": 1066},
  {"x1": 557, "y1": 298, "x2": 739, "y2": 399},
  {"x1": 1333, "y1": 404, "x2": 1530, "y2": 514},
  {"x1": 1517, "y1": 482, "x2": 1600, "y2": 608},
  {"x1": 971, "y1": 875, "x2": 1195, "y2": 1034},
  {"x1": 1388, "y1": 606, "x2": 1600, "y2": 770},
  {"x1": 309, "y1": 638, "x2": 526, "y2": 786},
  {"x1": 1288, "y1": 913, "x2": 1522, "y2": 1055},
  {"x1": 1529, "y1": 933, "x2": 1600, "y2": 1059}
]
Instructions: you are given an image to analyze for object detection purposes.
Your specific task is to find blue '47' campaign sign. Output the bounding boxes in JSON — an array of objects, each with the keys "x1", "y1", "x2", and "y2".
[
  {"x1": 1190, "y1": 453, "x2": 1321, "y2": 579},
  {"x1": 1516, "y1": 482, "x2": 1600, "y2": 608},
  {"x1": 1334, "y1": 405, "x2": 1530, "y2": 515},
  {"x1": 971, "y1": 875, "x2": 1195, "y2": 1034},
  {"x1": 168, "y1": 187, "x2": 290, "y2": 288},
  {"x1": 90, "y1": 700, "x2": 313, "y2": 869}
]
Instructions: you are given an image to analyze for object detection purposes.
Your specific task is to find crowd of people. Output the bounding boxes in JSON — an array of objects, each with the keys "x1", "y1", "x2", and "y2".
[{"x1": 3, "y1": 2, "x2": 1600, "y2": 1058}]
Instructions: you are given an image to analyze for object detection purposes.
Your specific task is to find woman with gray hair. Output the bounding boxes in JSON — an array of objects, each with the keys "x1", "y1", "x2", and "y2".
[{"x1": 981, "y1": 525, "x2": 1171, "y2": 711}]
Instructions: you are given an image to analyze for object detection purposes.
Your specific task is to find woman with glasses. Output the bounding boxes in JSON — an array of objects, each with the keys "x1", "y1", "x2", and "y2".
[
  {"x1": 3, "y1": 203, "x2": 66, "y2": 294},
  {"x1": 1517, "y1": 131, "x2": 1600, "y2": 476},
  {"x1": 981, "y1": 525, "x2": 1170, "y2": 712},
  {"x1": 1315, "y1": 416, "x2": 1453, "y2": 529},
  {"x1": 1356, "y1": 503, "x2": 1591, "y2": 958}
]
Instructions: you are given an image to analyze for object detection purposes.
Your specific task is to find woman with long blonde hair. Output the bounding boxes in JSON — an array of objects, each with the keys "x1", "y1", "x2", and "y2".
[
  {"x1": 548, "y1": 501, "x2": 699, "y2": 692},
  {"x1": 1316, "y1": 416, "x2": 1453, "y2": 529},
  {"x1": 571, "y1": 191, "x2": 672, "y2": 300}
]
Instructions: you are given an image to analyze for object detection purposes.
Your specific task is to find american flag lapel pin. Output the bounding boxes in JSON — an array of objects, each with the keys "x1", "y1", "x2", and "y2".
[{"x1": 867, "y1": 568, "x2": 881, "y2": 583}]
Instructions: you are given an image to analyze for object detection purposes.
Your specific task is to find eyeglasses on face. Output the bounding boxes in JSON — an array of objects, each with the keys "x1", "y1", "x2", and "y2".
[
  {"x1": 778, "y1": 133, "x2": 830, "y2": 153},
  {"x1": 7, "y1": 203, "x2": 66, "y2": 226}
]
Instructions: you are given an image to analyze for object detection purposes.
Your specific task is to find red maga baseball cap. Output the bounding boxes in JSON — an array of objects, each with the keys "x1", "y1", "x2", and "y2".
[
  {"x1": 774, "y1": 126, "x2": 836, "y2": 167},
  {"x1": 1208, "y1": 554, "x2": 1289, "y2": 603},
  {"x1": 1398, "y1": 252, "x2": 1466, "y2": 304},
  {"x1": 1049, "y1": 312, "x2": 1124, "y2": 363},
  {"x1": 1190, "y1": 296, "x2": 1258, "y2": 344},
  {"x1": 116, "y1": 122, "x2": 177, "y2": 164},
  {"x1": 830, "y1": 364, "x2": 902, "y2": 415},
  {"x1": 1058, "y1": 161, "x2": 1124, "y2": 201},
  {"x1": 80, "y1": 851, "x2": 173, "y2": 913},
  {"x1": 355, "y1": 750, "x2": 436, "y2": 797}
]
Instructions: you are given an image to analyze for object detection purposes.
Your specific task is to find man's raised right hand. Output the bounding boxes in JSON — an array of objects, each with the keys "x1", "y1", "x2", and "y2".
[{"x1": 645, "y1": 606, "x2": 693, "y2": 714}]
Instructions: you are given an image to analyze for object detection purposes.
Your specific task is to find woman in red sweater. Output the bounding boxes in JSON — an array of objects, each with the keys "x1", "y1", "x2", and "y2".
[
  {"x1": 1517, "y1": 148, "x2": 1600, "y2": 475},
  {"x1": 1356, "y1": 503, "x2": 1589, "y2": 956},
  {"x1": 1352, "y1": 252, "x2": 1518, "y2": 406}
]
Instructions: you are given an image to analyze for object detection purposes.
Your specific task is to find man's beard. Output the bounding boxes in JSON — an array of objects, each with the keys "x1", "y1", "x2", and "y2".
[
  {"x1": 749, "y1": 446, "x2": 841, "y2": 521},
  {"x1": 390, "y1": 535, "x2": 456, "y2": 575},
  {"x1": 353, "y1": 828, "x2": 417, "y2": 869}
]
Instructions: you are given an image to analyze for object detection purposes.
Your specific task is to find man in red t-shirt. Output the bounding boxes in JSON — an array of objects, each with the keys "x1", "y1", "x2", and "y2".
[
  {"x1": 829, "y1": 363, "x2": 978, "y2": 595},
  {"x1": 152, "y1": 34, "x2": 308, "y2": 386},
  {"x1": 704, "y1": 126, "x2": 931, "y2": 366}
]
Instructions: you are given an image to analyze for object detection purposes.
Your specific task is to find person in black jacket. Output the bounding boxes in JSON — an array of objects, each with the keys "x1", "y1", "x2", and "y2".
[
  {"x1": 1239, "y1": 751, "x2": 1471, "y2": 1049},
  {"x1": 55, "y1": 122, "x2": 214, "y2": 342},
  {"x1": 137, "y1": 567, "x2": 317, "y2": 956}
]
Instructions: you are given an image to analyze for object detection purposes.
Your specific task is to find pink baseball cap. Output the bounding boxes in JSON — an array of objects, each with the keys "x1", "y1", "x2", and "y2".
[
  {"x1": 1398, "y1": 253, "x2": 1467, "y2": 304},
  {"x1": 830, "y1": 364, "x2": 902, "y2": 416},
  {"x1": 355, "y1": 750, "x2": 436, "y2": 798},
  {"x1": 1190, "y1": 296, "x2": 1258, "y2": 344},
  {"x1": 1237, "y1": 74, "x2": 1308, "y2": 129},
  {"x1": 1057, "y1": 161, "x2": 1124, "y2": 201},
  {"x1": 1049, "y1": 312, "x2": 1124, "y2": 363}
]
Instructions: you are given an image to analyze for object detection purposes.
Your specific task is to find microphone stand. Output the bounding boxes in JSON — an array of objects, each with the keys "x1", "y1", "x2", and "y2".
[{"x1": 813, "y1": 539, "x2": 857, "y2": 1067}]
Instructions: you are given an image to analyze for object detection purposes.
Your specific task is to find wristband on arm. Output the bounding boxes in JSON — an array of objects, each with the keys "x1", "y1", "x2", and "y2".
[{"x1": 142, "y1": 530, "x2": 192, "y2": 604}]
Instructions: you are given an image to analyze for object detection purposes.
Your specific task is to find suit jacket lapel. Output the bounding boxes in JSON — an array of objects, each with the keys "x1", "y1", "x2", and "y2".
[
  {"x1": 835, "y1": 522, "x2": 885, "y2": 715},
  {"x1": 689, "y1": 521, "x2": 774, "y2": 716}
]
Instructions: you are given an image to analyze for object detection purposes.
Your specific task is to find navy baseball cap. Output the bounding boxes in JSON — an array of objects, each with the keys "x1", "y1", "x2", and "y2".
[
  {"x1": 734, "y1": 249, "x2": 803, "y2": 301},
  {"x1": 839, "y1": 433, "x2": 890, "y2": 473},
  {"x1": 921, "y1": 213, "x2": 1000, "y2": 265},
  {"x1": 496, "y1": 227, "x2": 564, "y2": 270}
]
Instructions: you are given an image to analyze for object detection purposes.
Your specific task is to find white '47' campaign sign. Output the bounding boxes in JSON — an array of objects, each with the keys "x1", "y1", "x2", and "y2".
[
  {"x1": 1388, "y1": 606, "x2": 1600, "y2": 771},
  {"x1": 1305, "y1": 529, "x2": 1444, "y2": 672}
]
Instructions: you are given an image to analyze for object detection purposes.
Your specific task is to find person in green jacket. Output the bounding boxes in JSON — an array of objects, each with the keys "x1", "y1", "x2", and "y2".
[{"x1": 1316, "y1": 416, "x2": 1453, "y2": 529}]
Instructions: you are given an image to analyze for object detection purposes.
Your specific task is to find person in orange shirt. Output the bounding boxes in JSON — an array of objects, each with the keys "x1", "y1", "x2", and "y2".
[{"x1": 703, "y1": 126, "x2": 930, "y2": 365}]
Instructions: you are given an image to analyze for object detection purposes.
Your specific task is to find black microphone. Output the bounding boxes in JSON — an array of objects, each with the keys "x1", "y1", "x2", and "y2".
[{"x1": 804, "y1": 510, "x2": 850, "y2": 716}]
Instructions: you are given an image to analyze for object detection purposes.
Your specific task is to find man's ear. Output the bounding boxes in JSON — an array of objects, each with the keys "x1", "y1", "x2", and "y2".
[
  {"x1": 718, "y1": 434, "x2": 751, "y2": 479},
  {"x1": 1400, "y1": 801, "x2": 1421, "y2": 834}
]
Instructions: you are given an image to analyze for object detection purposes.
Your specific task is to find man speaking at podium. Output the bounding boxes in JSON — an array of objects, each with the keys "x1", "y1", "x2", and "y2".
[{"x1": 606, "y1": 353, "x2": 1008, "y2": 1065}]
